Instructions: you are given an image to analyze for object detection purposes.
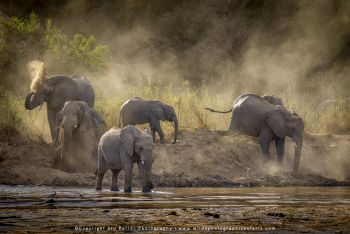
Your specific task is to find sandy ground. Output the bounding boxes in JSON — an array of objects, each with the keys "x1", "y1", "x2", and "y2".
[{"x1": 0, "y1": 128, "x2": 349, "y2": 188}]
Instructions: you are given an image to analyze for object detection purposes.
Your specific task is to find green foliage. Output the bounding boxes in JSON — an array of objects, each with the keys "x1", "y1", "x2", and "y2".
[
  {"x1": 0, "y1": 12, "x2": 109, "y2": 80},
  {"x1": 0, "y1": 87, "x2": 22, "y2": 131},
  {"x1": 45, "y1": 21, "x2": 109, "y2": 71}
]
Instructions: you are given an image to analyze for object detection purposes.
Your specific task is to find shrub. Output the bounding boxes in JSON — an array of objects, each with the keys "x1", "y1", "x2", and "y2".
[
  {"x1": 0, "y1": 12, "x2": 109, "y2": 81},
  {"x1": 0, "y1": 87, "x2": 22, "y2": 132}
]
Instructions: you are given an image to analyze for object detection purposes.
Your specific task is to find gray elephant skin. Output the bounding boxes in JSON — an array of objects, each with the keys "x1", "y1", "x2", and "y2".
[
  {"x1": 119, "y1": 97, "x2": 179, "y2": 144},
  {"x1": 95, "y1": 125, "x2": 154, "y2": 193},
  {"x1": 24, "y1": 63, "x2": 95, "y2": 144},
  {"x1": 56, "y1": 101, "x2": 104, "y2": 172},
  {"x1": 205, "y1": 94, "x2": 304, "y2": 172},
  {"x1": 261, "y1": 94, "x2": 283, "y2": 106},
  {"x1": 316, "y1": 97, "x2": 350, "y2": 114}
]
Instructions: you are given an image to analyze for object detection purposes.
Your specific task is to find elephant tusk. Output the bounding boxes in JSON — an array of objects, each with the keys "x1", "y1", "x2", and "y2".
[
  {"x1": 141, "y1": 160, "x2": 145, "y2": 165},
  {"x1": 74, "y1": 124, "x2": 77, "y2": 128}
]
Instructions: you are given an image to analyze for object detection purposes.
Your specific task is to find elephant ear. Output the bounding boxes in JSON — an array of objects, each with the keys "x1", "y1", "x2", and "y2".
[
  {"x1": 266, "y1": 109, "x2": 286, "y2": 138},
  {"x1": 56, "y1": 110, "x2": 64, "y2": 125},
  {"x1": 151, "y1": 101, "x2": 166, "y2": 120},
  {"x1": 287, "y1": 114, "x2": 304, "y2": 135},
  {"x1": 91, "y1": 109, "x2": 105, "y2": 125},
  {"x1": 120, "y1": 126, "x2": 141, "y2": 156}
]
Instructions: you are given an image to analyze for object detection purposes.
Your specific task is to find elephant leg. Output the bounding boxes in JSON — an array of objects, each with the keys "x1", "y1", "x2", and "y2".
[
  {"x1": 47, "y1": 108, "x2": 58, "y2": 144},
  {"x1": 259, "y1": 140, "x2": 271, "y2": 160},
  {"x1": 149, "y1": 123, "x2": 156, "y2": 142},
  {"x1": 258, "y1": 125, "x2": 273, "y2": 161},
  {"x1": 151, "y1": 116, "x2": 165, "y2": 144},
  {"x1": 95, "y1": 172, "x2": 105, "y2": 190},
  {"x1": 123, "y1": 164, "x2": 133, "y2": 193},
  {"x1": 111, "y1": 169, "x2": 121, "y2": 191},
  {"x1": 275, "y1": 138, "x2": 285, "y2": 166}
]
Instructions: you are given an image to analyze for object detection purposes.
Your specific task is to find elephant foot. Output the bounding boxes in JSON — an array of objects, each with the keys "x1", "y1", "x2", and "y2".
[
  {"x1": 110, "y1": 186, "x2": 119, "y2": 192},
  {"x1": 142, "y1": 187, "x2": 152, "y2": 193},
  {"x1": 95, "y1": 186, "x2": 102, "y2": 191},
  {"x1": 124, "y1": 187, "x2": 132, "y2": 193},
  {"x1": 142, "y1": 183, "x2": 153, "y2": 193}
]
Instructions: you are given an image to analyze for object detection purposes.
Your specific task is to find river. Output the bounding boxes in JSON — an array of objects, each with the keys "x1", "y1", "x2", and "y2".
[{"x1": 1, "y1": 186, "x2": 349, "y2": 233}]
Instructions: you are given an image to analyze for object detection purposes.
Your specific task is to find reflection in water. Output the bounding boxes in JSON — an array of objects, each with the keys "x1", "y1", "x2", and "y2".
[{"x1": 0, "y1": 185, "x2": 349, "y2": 209}]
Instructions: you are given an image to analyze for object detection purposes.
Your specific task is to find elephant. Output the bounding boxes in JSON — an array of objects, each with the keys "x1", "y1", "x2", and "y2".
[
  {"x1": 119, "y1": 97, "x2": 179, "y2": 144},
  {"x1": 56, "y1": 101, "x2": 105, "y2": 172},
  {"x1": 205, "y1": 94, "x2": 304, "y2": 172},
  {"x1": 261, "y1": 94, "x2": 283, "y2": 106},
  {"x1": 95, "y1": 125, "x2": 154, "y2": 193},
  {"x1": 24, "y1": 62, "x2": 95, "y2": 144},
  {"x1": 316, "y1": 97, "x2": 350, "y2": 114}
]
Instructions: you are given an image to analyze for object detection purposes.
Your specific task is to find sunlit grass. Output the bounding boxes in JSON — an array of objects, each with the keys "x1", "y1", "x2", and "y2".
[{"x1": 2, "y1": 82, "x2": 350, "y2": 144}]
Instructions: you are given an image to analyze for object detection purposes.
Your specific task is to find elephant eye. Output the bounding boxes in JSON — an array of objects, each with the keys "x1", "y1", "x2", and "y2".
[{"x1": 139, "y1": 146, "x2": 144, "y2": 151}]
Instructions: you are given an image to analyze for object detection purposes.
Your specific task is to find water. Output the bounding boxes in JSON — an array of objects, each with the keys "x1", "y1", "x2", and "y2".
[{"x1": 0, "y1": 185, "x2": 349, "y2": 209}]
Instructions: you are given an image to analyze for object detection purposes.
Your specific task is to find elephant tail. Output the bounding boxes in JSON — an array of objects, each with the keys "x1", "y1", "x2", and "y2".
[{"x1": 204, "y1": 107, "x2": 232, "y2": 114}]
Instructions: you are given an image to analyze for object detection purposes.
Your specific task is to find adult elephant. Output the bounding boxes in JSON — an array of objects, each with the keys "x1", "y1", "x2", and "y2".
[
  {"x1": 119, "y1": 97, "x2": 178, "y2": 144},
  {"x1": 95, "y1": 125, "x2": 154, "y2": 193},
  {"x1": 205, "y1": 94, "x2": 304, "y2": 172},
  {"x1": 56, "y1": 101, "x2": 104, "y2": 172},
  {"x1": 24, "y1": 62, "x2": 95, "y2": 144},
  {"x1": 316, "y1": 97, "x2": 350, "y2": 114}
]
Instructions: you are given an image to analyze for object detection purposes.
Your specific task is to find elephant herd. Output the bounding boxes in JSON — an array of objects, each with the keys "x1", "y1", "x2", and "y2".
[{"x1": 24, "y1": 65, "x2": 305, "y2": 193}]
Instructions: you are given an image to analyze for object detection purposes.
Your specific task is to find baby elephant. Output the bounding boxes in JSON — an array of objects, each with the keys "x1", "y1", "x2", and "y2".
[
  {"x1": 56, "y1": 101, "x2": 105, "y2": 172},
  {"x1": 95, "y1": 125, "x2": 154, "y2": 193},
  {"x1": 119, "y1": 97, "x2": 179, "y2": 144}
]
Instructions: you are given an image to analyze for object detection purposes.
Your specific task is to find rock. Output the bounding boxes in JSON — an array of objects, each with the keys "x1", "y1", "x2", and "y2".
[
  {"x1": 204, "y1": 212, "x2": 220, "y2": 218},
  {"x1": 266, "y1": 212, "x2": 286, "y2": 217},
  {"x1": 168, "y1": 211, "x2": 177, "y2": 216},
  {"x1": 46, "y1": 199, "x2": 56, "y2": 204}
]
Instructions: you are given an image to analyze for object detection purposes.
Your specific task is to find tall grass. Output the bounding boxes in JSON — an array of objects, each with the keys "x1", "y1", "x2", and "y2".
[
  {"x1": 0, "y1": 87, "x2": 50, "y2": 141},
  {"x1": 94, "y1": 81, "x2": 232, "y2": 135},
  {"x1": 2, "y1": 81, "x2": 350, "y2": 144}
]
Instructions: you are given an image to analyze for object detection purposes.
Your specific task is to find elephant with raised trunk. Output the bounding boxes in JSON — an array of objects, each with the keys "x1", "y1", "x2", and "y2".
[
  {"x1": 95, "y1": 125, "x2": 154, "y2": 193},
  {"x1": 119, "y1": 97, "x2": 179, "y2": 144},
  {"x1": 24, "y1": 61, "x2": 95, "y2": 144},
  {"x1": 205, "y1": 94, "x2": 304, "y2": 172},
  {"x1": 56, "y1": 101, "x2": 104, "y2": 172}
]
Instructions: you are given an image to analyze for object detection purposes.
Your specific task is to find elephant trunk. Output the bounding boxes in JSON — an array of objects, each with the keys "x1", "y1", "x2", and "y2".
[
  {"x1": 24, "y1": 92, "x2": 35, "y2": 110},
  {"x1": 292, "y1": 133, "x2": 303, "y2": 172},
  {"x1": 173, "y1": 116, "x2": 179, "y2": 144},
  {"x1": 61, "y1": 117, "x2": 73, "y2": 171},
  {"x1": 140, "y1": 160, "x2": 153, "y2": 193},
  {"x1": 24, "y1": 92, "x2": 44, "y2": 110}
]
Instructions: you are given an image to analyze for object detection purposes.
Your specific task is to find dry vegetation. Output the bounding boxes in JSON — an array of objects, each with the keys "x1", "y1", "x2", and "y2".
[{"x1": 1, "y1": 0, "x2": 350, "y2": 139}]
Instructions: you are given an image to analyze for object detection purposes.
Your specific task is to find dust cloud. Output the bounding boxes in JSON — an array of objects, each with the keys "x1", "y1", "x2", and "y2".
[{"x1": 2, "y1": 1, "x2": 350, "y2": 182}]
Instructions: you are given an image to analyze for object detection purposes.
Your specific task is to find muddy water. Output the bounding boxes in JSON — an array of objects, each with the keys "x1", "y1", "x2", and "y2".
[{"x1": 0, "y1": 186, "x2": 349, "y2": 233}]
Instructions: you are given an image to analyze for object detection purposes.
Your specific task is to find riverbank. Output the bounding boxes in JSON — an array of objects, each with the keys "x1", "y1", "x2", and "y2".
[{"x1": 0, "y1": 129, "x2": 349, "y2": 188}]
